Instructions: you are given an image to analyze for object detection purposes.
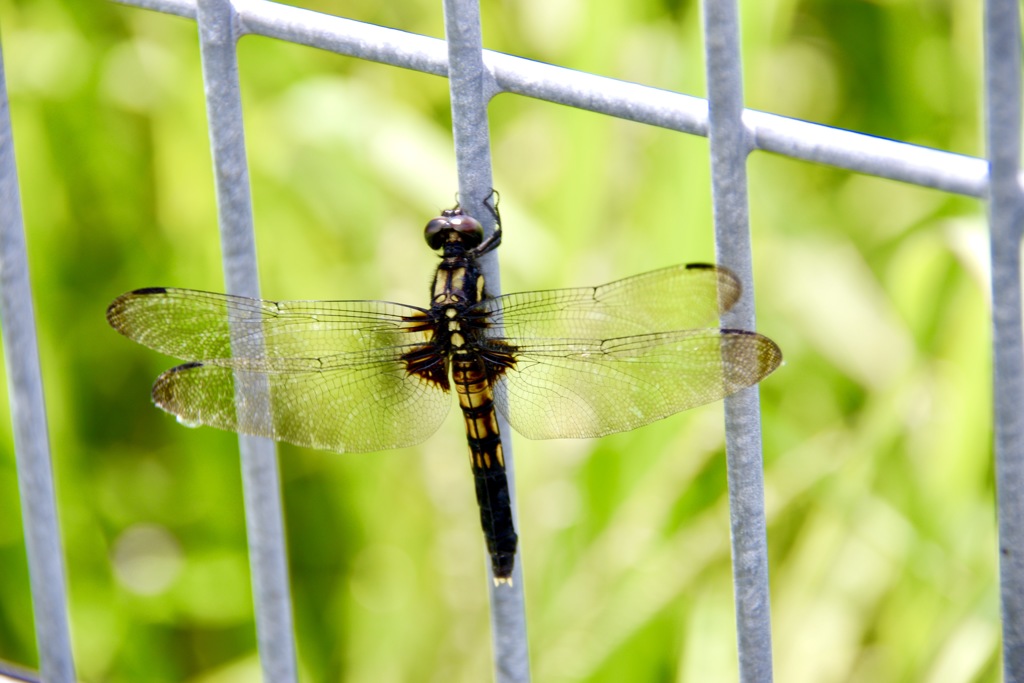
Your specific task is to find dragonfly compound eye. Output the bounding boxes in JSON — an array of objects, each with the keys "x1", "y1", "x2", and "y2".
[
  {"x1": 424, "y1": 217, "x2": 450, "y2": 250},
  {"x1": 449, "y1": 215, "x2": 484, "y2": 247}
]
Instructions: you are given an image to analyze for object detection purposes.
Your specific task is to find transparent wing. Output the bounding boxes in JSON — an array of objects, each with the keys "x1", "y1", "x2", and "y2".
[
  {"x1": 475, "y1": 263, "x2": 741, "y2": 340},
  {"x1": 107, "y1": 288, "x2": 450, "y2": 453},
  {"x1": 107, "y1": 287, "x2": 431, "y2": 361},
  {"x1": 485, "y1": 329, "x2": 781, "y2": 440},
  {"x1": 150, "y1": 356, "x2": 450, "y2": 453}
]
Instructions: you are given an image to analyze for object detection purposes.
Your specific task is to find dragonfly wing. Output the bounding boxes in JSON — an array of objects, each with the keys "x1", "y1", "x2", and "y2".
[
  {"x1": 476, "y1": 263, "x2": 741, "y2": 340},
  {"x1": 485, "y1": 329, "x2": 781, "y2": 440},
  {"x1": 107, "y1": 287, "x2": 431, "y2": 361},
  {"x1": 152, "y1": 355, "x2": 451, "y2": 453},
  {"x1": 108, "y1": 287, "x2": 451, "y2": 453}
]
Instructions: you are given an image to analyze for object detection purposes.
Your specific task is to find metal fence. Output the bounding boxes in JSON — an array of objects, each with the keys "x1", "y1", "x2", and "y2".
[{"x1": 1, "y1": 0, "x2": 1021, "y2": 681}]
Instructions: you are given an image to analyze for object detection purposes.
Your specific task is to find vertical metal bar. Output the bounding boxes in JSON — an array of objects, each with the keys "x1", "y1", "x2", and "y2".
[
  {"x1": 983, "y1": 0, "x2": 1024, "y2": 679},
  {"x1": 194, "y1": 2, "x2": 299, "y2": 681},
  {"x1": 702, "y1": 0, "x2": 775, "y2": 681},
  {"x1": 440, "y1": 1, "x2": 531, "y2": 681},
  {"x1": 0, "y1": 40, "x2": 76, "y2": 683}
]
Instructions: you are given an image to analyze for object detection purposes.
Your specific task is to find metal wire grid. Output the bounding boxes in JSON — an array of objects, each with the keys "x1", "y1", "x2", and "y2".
[{"x1": 0, "y1": 0, "x2": 1021, "y2": 681}]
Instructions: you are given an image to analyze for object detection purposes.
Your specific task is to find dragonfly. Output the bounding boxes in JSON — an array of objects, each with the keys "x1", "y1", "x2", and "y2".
[{"x1": 106, "y1": 200, "x2": 782, "y2": 584}]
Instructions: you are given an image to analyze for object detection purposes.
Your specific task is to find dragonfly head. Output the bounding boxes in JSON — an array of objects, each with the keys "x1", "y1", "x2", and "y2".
[{"x1": 424, "y1": 208, "x2": 484, "y2": 252}]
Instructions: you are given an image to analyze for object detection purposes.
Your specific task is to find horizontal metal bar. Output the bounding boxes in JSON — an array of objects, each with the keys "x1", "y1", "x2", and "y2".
[{"x1": 113, "y1": 0, "x2": 989, "y2": 197}]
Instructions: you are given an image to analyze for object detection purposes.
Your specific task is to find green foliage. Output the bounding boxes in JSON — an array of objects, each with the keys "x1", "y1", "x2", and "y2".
[{"x1": 0, "y1": 0, "x2": 994, "y2": 681}]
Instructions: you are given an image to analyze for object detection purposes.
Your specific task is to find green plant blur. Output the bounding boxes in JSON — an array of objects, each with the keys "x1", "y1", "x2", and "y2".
[{"x1": 0, "y1": 0, "x2": 996, "y2": 681}]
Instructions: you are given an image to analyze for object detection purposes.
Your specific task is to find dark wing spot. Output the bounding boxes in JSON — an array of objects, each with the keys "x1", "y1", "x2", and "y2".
[
  {"x1": 480, "y1": 341, "x2": 518, "y2": 378},
  {"x1": 401, "y1": 312, "x2": 435, "y2": 334},
  {"x1": 168, "y1": 361, "x2": 204, "y2": 371},
  {"x1": 151, "y1": 361, "x2": 205, "y2": 407},
  {"x1": 401, "y1": 344, "x2": 450, "y2": 391},
  {"x1": 107, "y1": 287, "x2": 170, "y2": 330}
]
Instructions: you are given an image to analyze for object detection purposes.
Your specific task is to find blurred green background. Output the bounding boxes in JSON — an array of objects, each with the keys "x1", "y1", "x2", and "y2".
[{"x1": 0, "y1": 0, "x2": 996, "y2": 681}]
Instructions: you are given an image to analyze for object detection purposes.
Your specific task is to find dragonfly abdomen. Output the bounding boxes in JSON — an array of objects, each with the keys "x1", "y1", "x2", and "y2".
[{"x1": 453, "y1": 354, "x2": 517, "y2": 583}]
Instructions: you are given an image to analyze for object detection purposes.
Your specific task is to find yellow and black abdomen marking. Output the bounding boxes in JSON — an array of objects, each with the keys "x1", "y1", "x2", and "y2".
[{"x1": 453, "y1": 353, "x2": 517, "y2": 582}]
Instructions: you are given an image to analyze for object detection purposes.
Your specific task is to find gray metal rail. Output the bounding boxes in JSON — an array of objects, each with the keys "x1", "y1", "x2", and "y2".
[
  {"x1": 984, "y1": 0, "x2": 1024, "y2": 679},
  {"x1": 114, "y1": 0, "x2": 992, "y2": 198},
  {"x1": 0, "y1": 35, "x2": 76, "y2": 683},
  {"x1": 702, "y1": 0, "x2": 773, "y2": 679},
  {"x1": 440, "y1": 0, "x2": 531, "y2": 680},
  {"x1": 194, "y1": 0, "x2": 299, "y2": 679}
]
